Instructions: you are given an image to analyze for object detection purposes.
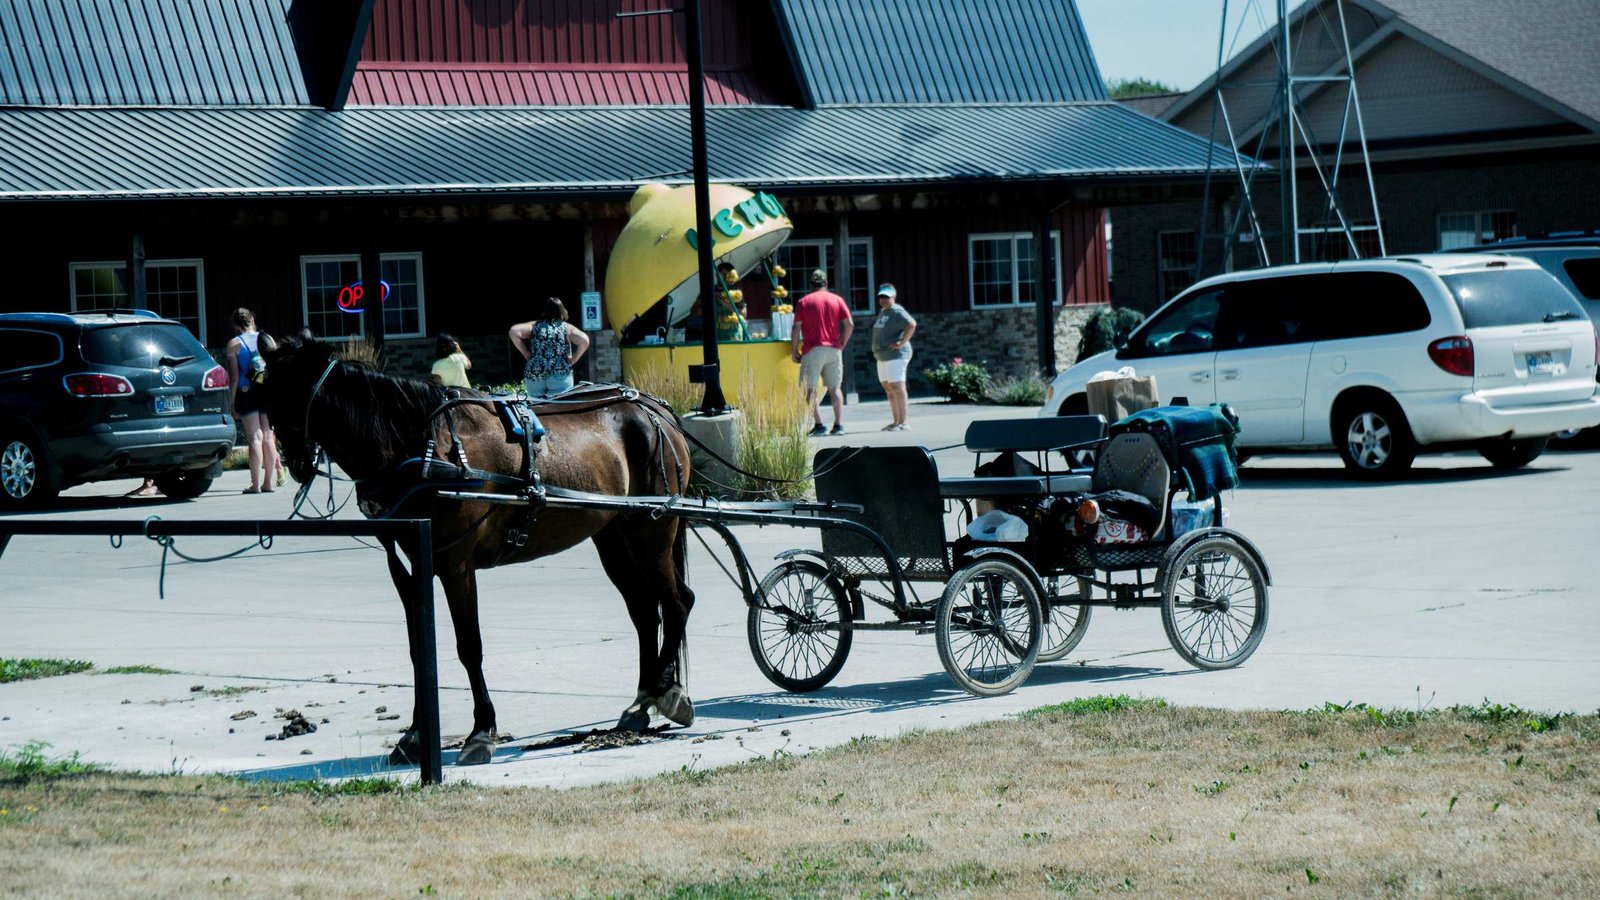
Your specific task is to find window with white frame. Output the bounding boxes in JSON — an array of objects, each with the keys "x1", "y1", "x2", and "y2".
[
  {"x1": 772, "y1": 238, "x2": 875, "y2": 312},
  {"x1": 300, "y1": 253, "x2": 426, "y2": 340},
  {"x1": 1437, "y1": 211, "x2": 1517, "y2": 250},
  {"x1": 1157, "y1": 231, "x2": 1198, "y2": 303},
  {"x1": 69, "y1": 260, "x2": 206, "y2": 339},
  {"x1": 968, "y1": 232, "x2": 1061, "y2": 308}
]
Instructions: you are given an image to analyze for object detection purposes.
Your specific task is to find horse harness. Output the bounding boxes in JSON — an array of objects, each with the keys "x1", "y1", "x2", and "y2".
[{"x1": 343, "y1": 381, "x2": 679, "y2": 563}]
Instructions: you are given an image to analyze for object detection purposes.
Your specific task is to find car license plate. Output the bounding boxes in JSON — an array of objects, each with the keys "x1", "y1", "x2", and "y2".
[
  {"x1": 154, "y1": 395, "x2": 185, "y2": 415},
  {"x1": 1526, "y1": 352, "x2": 1557, "y2": 375}
]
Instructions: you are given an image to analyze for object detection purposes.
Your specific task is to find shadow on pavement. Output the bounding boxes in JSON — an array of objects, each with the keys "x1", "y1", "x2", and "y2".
[
  {"x1": 1239, "y1": 463, "x2": 1558, "y2": 490},
  {"x1": 0, "y1": 494, "x2": 196, "y2": 517}
]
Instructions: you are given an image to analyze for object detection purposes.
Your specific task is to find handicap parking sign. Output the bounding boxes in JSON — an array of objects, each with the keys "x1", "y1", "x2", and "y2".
[{"x1": 580, "y1": 291, "x2": 602, "y2": 331}]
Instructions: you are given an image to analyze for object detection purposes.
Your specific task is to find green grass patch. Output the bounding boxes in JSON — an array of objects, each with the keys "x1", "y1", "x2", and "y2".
[
  {"x1": 0, "y1": 658, "x2": 93, "y2": 683},
  {"x1": 0, "y1": 740, "x2": 103, "y2": 781},
  {"x1": 271, "y1": 777, "x2": 417, "y2": 798},
  {"x1": 97, "y1": 664, "x2": 179, "y2": 676},
  {"x1": 1019, "y1": 694, "x2": 1167, "y2": 718},
  {"x1": 1304, "y1": 699, "x2": 1569, "y2": 733},
  {"x1": 1450, "y1": 699, "x2": 1568, "y2": 733}
]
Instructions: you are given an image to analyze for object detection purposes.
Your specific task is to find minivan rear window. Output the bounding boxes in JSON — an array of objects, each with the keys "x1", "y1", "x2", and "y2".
[
  {"x1": 1442, "y1": 269, "x2": 1589, "y2": 329},
  {"x1": 80, "y1": 324, "x2": 206, "y2": 368}
]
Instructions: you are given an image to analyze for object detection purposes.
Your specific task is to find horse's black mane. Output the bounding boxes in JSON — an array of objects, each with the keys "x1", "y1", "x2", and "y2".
[{"x1": 322, "y1": 359, "x2": 463, "y2": 463}]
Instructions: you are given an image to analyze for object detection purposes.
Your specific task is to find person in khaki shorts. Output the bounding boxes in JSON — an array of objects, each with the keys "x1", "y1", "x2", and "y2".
[{"x1": 791, "y1": 269, "x2": 855, "y2": 434}]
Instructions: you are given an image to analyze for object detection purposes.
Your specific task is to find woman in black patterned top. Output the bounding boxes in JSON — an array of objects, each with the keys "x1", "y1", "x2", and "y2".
[{"x1": 510, "y1": 297, "x2": 590, "y2": 397}]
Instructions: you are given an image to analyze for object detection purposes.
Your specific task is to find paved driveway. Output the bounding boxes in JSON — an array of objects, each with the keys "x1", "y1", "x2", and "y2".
[{"x1": 2, "y1": 399, "x2": 1597, "y2": 788}]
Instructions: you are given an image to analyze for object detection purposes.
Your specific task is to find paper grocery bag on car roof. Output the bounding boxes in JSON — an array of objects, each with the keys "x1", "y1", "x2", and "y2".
[{"x1": 1087, "y1": 374, "x2": 1159, "y2": 422}]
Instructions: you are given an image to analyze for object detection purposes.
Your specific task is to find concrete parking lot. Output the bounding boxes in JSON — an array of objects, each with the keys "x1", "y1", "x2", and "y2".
[{"x1": 2, "y1": 398, "x2": 1597, "y2": 788}]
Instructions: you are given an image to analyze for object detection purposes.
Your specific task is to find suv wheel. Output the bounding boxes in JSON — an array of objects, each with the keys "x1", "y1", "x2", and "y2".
[
  {"x1": 154, "y1": 469, "x2": 215, "y2": 500},
  {"x1": 1477, "y1": 436, "x2": 1548, "y2": 470},
  {"x1": 1334, "y1": 398, "x2": 1416, "y2": 479},
  {"x1": 0, "y1": 431, "x2": 59, "y2": 508}
]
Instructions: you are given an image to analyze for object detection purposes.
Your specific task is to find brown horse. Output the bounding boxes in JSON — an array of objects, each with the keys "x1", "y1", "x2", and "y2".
[{"x1": 263, "y1": 335, "x2": 696, "y2": 765}]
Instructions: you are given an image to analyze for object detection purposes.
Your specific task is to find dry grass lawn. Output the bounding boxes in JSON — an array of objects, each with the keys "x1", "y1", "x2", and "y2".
[{"x1": 2, "y1": 699, "x2": 1598, "y2": 897}]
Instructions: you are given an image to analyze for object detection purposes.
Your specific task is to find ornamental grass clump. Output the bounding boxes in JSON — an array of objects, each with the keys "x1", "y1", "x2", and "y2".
[
  {"x1": 925, "y1": 357, "x2": 992, "y2": 403},
  {"x1": 626, "y1": 360, "x2": 811, "y2": 499},
  {"x1": 988, "y1": 375, "x2": 1049, "y2": 406}
]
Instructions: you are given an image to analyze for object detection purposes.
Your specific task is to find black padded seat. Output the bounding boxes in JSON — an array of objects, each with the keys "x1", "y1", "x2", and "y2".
[
  {"x1": 963, "y1": 415, "x2": 1107, "y2": 454},
  {"x1": 938, "y1": 473, "x2": 1093, "y2": 498}
]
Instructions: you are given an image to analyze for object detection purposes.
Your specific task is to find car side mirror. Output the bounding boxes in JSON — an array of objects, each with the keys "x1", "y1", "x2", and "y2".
[{"x1": 1112, "y1": 329, "x2": 1130, "y2": 350}]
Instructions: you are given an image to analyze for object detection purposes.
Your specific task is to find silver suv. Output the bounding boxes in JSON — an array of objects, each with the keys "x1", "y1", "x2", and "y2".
[{"x1": 1042, "y1": 255, "x2": 1600, "y2": 478}]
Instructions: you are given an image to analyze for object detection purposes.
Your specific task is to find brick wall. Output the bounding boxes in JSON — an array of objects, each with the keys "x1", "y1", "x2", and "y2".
[{"x1": 845, "y1": 303, "x2": 1103, "y2": 394}]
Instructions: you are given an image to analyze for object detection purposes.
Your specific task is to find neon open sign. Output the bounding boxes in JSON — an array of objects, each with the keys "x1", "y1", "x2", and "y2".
[{"x1": 337, "y1": 280, "x2": 391, "y2": 314}]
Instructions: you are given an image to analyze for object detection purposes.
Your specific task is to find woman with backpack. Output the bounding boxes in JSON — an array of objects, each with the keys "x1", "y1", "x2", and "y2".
[{"x1": 227, "y1": 307, "x2": 280, "y2": 494}]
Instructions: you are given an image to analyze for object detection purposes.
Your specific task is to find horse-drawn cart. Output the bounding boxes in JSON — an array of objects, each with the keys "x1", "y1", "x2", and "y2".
[{"x1": 744, "y1": 407, "x2": 1270, "y2": 697}]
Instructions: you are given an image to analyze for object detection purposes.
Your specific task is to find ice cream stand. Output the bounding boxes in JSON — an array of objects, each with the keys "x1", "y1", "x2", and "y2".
[{"x1": 604, "y1": 182, "x2": 801, "y2": 399}]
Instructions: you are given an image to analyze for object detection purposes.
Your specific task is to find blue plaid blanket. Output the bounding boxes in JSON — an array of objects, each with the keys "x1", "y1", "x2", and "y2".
[{"x1": 1110, "y1": 404, "x2": 1241, "y2": 501}]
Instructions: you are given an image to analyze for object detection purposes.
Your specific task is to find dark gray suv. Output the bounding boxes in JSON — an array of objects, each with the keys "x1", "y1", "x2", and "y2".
[{"x1": 0, "y1": 311, "x2": 235, "y2": 508}]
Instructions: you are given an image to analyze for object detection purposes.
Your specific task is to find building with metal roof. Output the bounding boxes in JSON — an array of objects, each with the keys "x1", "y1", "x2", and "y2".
[{"x1": 0, "y1": 0, "x2": 1247, "y2": 387}]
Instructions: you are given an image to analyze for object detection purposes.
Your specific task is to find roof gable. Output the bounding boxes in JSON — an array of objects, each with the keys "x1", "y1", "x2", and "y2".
[
  {"x1": 774, "y1": 0, "x2": 1106, "y2": 105},
  {"x1": 0, "y1": 0, "x2": 310, "y2": 106},
  {"x1": 1370, "y1": 0, "x2": 1600, "y2": 130}
]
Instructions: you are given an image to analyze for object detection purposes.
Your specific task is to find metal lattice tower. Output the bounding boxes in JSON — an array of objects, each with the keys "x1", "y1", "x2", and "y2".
[{"x1": 1198, "y1": 0, "x2": 1386, "y2": 272}]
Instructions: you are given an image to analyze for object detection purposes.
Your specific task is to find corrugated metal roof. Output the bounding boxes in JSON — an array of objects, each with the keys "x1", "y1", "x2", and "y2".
[
  {"x1": 0, "y1": 102, "x2": 1247, "y2": 201},
  {"x1": 774, "y1": 0, "x2": 1107, "y2": 105},
  {"x1": 0, "y1": 0, "x2": 309, "y2": 107},
  {"x1": 349, "y1": 65, "x2": 770, "y2": 106}
]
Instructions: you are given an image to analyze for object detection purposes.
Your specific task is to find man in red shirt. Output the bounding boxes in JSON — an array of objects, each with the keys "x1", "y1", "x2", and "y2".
[{"x1": 791, "y1": 269, "x2": 855, "y2": 434}]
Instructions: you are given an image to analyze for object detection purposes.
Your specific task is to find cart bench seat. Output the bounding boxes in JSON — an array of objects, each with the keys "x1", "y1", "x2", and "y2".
[{"x1": 938, "y1": 473, "x2": 1093, "y2": 498}]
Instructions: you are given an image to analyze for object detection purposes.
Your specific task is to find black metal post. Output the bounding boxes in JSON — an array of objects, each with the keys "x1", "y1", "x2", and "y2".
[
  {"x1": 1033, "y1": 211, "x2": 1055, "y2": 379},
  {"x1": 409, "y1": 520, "x2": 443, "y2": 785},
  {"x1": 127, "y1": 231, "x2": 147, "y2": 312},
  {"x1": 685, "y1": 0, "x2": 727, "y2": 413},
  {"x1": 362, "y1": 245, "x2": 384, "y2": 356}
]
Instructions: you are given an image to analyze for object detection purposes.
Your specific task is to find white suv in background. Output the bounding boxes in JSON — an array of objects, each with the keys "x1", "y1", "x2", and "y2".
[{"x1": 1041, "y1": 255, "x2": 1600, "y2": 478}]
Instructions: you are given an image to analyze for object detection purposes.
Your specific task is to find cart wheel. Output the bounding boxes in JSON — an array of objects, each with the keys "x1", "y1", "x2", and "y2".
[
  {"x1": 936, "y1": 558, "x2": 1042, "y2": 696},
  {"x1": 1160, "y1": 537, "x2": 1268, "y2": 670},
  {"x1": 1038, "y1": 575, "x2": 1092, "y2": 663},
  {"x1": 747, "y1": 560, "x2": 853, "y2": 692}
]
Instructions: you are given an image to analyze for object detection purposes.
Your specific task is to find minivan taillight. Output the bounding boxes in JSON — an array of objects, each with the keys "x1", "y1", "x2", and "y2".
[
  {"x1": 64, "y1": 373, "x2": 135, "y2": 397},
  {"x1": 202, "y1": 365, "x2": 229, "y2": 390},
  {"x1": 1427, "y1": 336, "x2": 1474, "y2": 377}
]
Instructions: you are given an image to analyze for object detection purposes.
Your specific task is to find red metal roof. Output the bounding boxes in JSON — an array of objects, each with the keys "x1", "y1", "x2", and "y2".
[
  {"x1": 350, "y1": 64, "x2": 769, "y2": 106},
  {"x1": 354, "y1": 0, "x2": 789, "y2": 106}
]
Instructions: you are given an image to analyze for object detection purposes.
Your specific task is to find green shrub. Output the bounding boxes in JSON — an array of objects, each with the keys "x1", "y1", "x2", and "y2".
[
  {"x1": 1077, "y1": 307, "x2": 1146, "y2": 361},
  {"x1": 925, "y1": 358, "x2": 993, "y2": 403},
  {"x1": 988, "y1": 376, "x2": 1049, "y2": 406}
]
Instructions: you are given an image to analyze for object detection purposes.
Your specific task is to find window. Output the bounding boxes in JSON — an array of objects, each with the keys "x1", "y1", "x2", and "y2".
[
  {"x1": 1437, "y1": 211, "x2": 1517, "y2": 250},
  {"x1": 1214, "y1": 278, "x2": 1314, "y2": 349},
  {"x1": 1157, "y1": 231, "x2": 1198, "y2": 302},
  {"x1": 0, "y1": 329, "x2": 63, "y2": 374},
  {"x1": 1305, "y1": 223, "x2": 1384, "y2": 261},
  {"x1": 772, "y1": 238, "x2": 875, "y2": 312},
  {"x1": 1442, "y1": 269, "x2": 1585, "y2": 329},
  {"x1": 967, "y1": 232, "x2": 1061, "y2": 308},
  {"x1": 69, "y1": 260, "x2": 206, "y2": 339},
  {"x1": 1307, "y1": 272, "x2": 1432, "y2": 339},
  {"x1": 81, "y1": 323, "x2": 208, "y2": 368},
  {"x1": 300, "y1": 253, "x2": 426, "y2": 340},
  {"x1": 1124, "y1": 288, "x2": 1222, "y2": 358}
]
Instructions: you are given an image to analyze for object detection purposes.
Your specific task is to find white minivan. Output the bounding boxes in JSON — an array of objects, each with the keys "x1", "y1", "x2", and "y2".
[{"x1": 1041, "y1": 255, "x2": 1600, "y2": 477}]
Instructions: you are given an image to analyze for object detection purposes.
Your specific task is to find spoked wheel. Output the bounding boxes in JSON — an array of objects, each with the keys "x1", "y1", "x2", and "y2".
[
  {"x1": 747, "y1": 560, "x2": 853, "y2": 692},
  {"x1": 1038, "y1": 575, "x2": 1092, "y2": 663},
  {"x1": 936, "y1": 558, "x2": 1042, "y2": 696},
  {"x1": 1160, "y1": 537, "x2": 1268, "y2": 670}
]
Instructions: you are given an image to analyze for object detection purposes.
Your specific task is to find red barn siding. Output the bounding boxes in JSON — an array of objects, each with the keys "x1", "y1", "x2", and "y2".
[{"x1": 355, "y1": 0, "x2": 795, "y2": 105}]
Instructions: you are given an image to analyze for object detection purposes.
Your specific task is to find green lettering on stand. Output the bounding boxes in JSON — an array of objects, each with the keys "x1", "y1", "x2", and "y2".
[{"x1": 714, "y1": 209, "x2": 744, "y2": 238}]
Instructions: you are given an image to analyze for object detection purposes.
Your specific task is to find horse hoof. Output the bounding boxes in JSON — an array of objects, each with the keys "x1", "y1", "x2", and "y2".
[
  {"x1": 387, "y1": 730, "x2": 422, "y2": 766},
  {"x1": 658, "y1": 686, "x2": 695, "y2": 727},
  {"x1": 616, "y1": 707, "x2": 651, "y2": 732},
  {"x1": 455, "y1": 734, "x2": 495, "y2": 766}
]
